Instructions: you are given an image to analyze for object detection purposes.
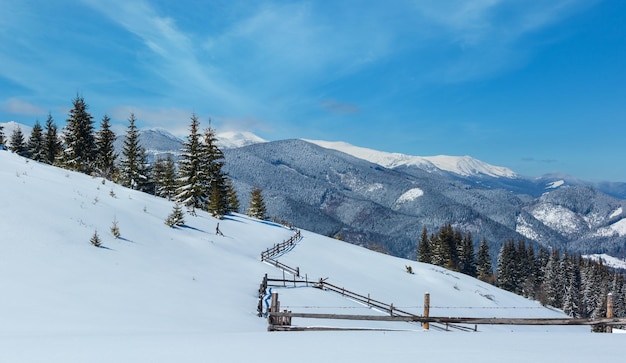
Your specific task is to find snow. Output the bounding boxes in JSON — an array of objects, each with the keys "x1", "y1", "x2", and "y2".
[
  {"x1": 546, "y1": 180, "x2": 565, "y2": 189},
  {"x1": 305, "y1": 139, "x2": 517, "y2": 178},
  {"x1": 0, "y1": 120, "x2": 33, "y2": 141},
  {"x1": 593, "y1": 218, "x2": 626, "y2": 237},
  {"x1": 0, "y1": 150, "x2": 622, "y2": 362},
  {"x1": 529, "y1": 203, "x2": 585, "y2": 236},
  {"x1": 515, "y1": 214, "x2": 541, "y2": 241},
  {"x1": 610, "y1": 207, "x2": 623, "y2": 219},
  {"x1": 217, "y1": 130, "x2": 267, "y2": 149},
  {"x1": 583, "y1": 254, "x2": 626, "y2": 270},
  {"x1": 395, "y1": 187, "x2": 425, "y2": 204}
]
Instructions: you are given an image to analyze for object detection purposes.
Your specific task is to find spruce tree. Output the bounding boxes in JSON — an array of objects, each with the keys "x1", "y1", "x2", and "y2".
[
  {"x1": 496, "y1": 240, "x2": 517, "y2": 292},
  {"x1": 417, "y1": 227, "x2": 431, "y2": 264},
  {"x1": 175, "y1": 114, "x2": 206, "y2": 211},
  {"x1": 110, "y1": 217, "x2": 121, "y2": 239},
  {"x1": 95, "y1": 115, "x2": 118, "y2": 179},
  {"x1": 246, "y1": 187, "x2": 267, "y2": 220},
  {"x1": 202, "y1": 125, "x2": 229, "y2": 217},
  {"x1": 43, "y1": 113, "x2": 62, "y2": 165},
  {"x1": 90, "y1": 230, "x2": 102, "y2": 247},
  {"x1": 476, "y1": 238, "x2": 493, "y2": 283},
  {"x1": 27, "y1": 120, "x2": 45, "y2": 161},
  {"x1": 458, "y1": 232, "x2": 476, "y2": 276},
  {"x1": 0, "y1": 123, "x2": 5, "y2": 145},
  {"x1": 541, "y1": 249, "x2": 564, "y2": 308},
  {"x1": 60, "y1": 95, "x2": 97, "y2": 173},
  {"x1": 9, "y1": 127, "x2": 28, "y2": 157},
  {"x1": 225, "y1": 178, "x2": 240, "y2": 213},
  {"x1": 153, "y1": 155, "x2": 177, "y2": 200},
  {"x1": 165, "y1": 203, "x2": 185, "y2": 227},
  {"x1": 118, "y1": 113, "x2": 151, "y2": 192}
]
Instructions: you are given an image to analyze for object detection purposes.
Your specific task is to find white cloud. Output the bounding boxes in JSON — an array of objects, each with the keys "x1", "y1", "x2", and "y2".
[{"x1": 2, "y1": 98, "x2": 46, "y2": 116}]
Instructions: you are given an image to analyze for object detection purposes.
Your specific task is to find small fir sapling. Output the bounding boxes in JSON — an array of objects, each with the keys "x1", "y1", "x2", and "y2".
[
  {"x1": 90, "y1": 230, "x2": 102, "y2": 247},
  {"x1": 165, "y1": 203, "x2": 185, "y2": 227},
  {"x1": 110, "y1": 218, "x2": 121, "y2": 239}
]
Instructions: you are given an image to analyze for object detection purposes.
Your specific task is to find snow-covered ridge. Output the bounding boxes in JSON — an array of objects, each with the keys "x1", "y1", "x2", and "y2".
[
  {"x1": 217, "y1": 131, "x2": 267, "y2": 149},
  {"x1": 583, "y1": 254, "x2": 626, "y2": 270},
  {"x1": 304, "y1": 139, "x2": 517, "y2": 178}
]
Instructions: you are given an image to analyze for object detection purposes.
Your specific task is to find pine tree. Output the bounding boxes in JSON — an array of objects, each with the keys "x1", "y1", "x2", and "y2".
[
  {"x1": 476, "y1": 238, "x2": 493, "y2": 283},
  {"x1": 153, "y1": 155, "x2": 178, "y2": 200},
  {"x1": 225, "y1": 178, "x2": 240, "y2": 213},
  {"x1": 458, "y1": 232, "x2": 476, "y2": 276},
  {"x1": 417, "y1": 227, "x2": 431, "y2": 264},
  {"x1": 165, "y1": 203, "x2": 185, "y2": 227},
  {"x1": 0, "y1": 123, "x2": 5, "y2": 145},
  {"x1": 541, "y1": 249, "x2": 564, "y2": 308},
  {"x1": 496, "y1": 240, "x2": 517, "y2": 292},
  {"x1": 60, "y1": 95, "x2": 97, "y2": 173},
  {"x1": 90, "y1": 230, "x2": 102, "y2": 247},
  {"x1": 522, "y1": 244, "x2": 538, "y2": 299},
  {"x1": 562, "y1": 254, "x2": 582, "y2": 318},
  {"x1": 9, "y1": 127, "x2": 28, "y2": 156},
  {"x1": 118, "y1": 113, "x2": 151, "y2": 192},
  {"x1": 175, "y1": 114, "x2": 206, "y2": 211},
  {"x1": 27, "y1": 120, "x2": 45, "y2": 161},
  {"x1": 202, "y1": 125, "x2": 229, "y2": 217},
  {"x1": 95, "y1": 115, "x2": 118, "y2": 179},
  {"x1": 429, "y1": 232, "x2": 447, "y2": 267},
  {"x1": 43, "y1": 113, "x2": 62, "y2": 165},
  {"x1": 110, "y1": 218, "x2": 121, "y2": 239},
  {"x1": 247, "y1": 187, "x2": 267, "y2": 220}
]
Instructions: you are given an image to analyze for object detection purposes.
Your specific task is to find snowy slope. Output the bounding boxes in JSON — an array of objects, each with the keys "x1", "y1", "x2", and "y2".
[
  {"x1": 217, "y1": 130, "x2": 267, "y2": 149},
  {"x1": 305, "y1": 139, "x2": 517, "y2": 178},
  {"x1": 0, "y1": 150, "x2": 622, "y2": 363}
]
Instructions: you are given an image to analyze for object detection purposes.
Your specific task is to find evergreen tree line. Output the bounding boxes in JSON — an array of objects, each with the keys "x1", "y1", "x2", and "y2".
[
  {"x1": 417, "y1": 224, "x2": 494, "y2": 283},
  {"x1": 417, "y1": 225, "x2": 626, "y2": 322},
  {"x1": 4, "y1": 95, "x2": 268, "y2": 221},
  {"x1": 495, "y1": 240, "x2": 626, "y2": 322}
]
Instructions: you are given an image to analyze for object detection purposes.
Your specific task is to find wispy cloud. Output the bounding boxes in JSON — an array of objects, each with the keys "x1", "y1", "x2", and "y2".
[
  {"x1": 81, "y1": 0, "x2": 258, "y2": 115},
  {"x1": 107, "y1": 105, "x2": 200, "y2": 136},
  {"x1": 522, "y1": 157, "x2": 558, "y2": 164},
  {"x1": 2, "y1": 98, "x2": 46, "y2": 116},
  {"x1": 321, "y1": 99, "x2": 360, "y2": 115}
]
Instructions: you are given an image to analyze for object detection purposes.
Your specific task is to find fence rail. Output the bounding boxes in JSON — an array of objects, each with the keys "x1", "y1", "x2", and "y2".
[
  {"x1": 255, "y1": 230, "x2": 623, "y2": 333},
  {"x1": 260, "y1": 230, "x2": 302, "y2": 262},
  {"x1": 268, "y1": 311, "x2": 626, "y2": 331}
]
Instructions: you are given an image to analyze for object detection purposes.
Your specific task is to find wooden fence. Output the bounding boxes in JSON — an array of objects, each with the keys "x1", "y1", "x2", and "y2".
[
  {"x1": 260, "y1": 230, "x2": 302, "y2": 262},
  {"x1": 256, "y1": 230, "x2": 625, "y2": 333}
]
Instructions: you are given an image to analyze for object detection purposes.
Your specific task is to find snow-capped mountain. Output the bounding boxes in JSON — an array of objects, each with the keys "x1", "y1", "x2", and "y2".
[
  {"x1": 305, "y1": 139, "x2": 517, "y2": 178},
  {"x1": 0, "y1": 120, "x2": 33, "y2": 140},
  {"x1": 217, "y1": 130, "x2": 267, "y2": 149},
  {"x1": 224, "y1": 139, "x2": 626, "y2": 261}
]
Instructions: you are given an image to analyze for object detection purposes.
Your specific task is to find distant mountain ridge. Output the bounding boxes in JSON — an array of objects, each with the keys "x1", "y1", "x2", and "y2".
[
  {"x1": 222, "y1": 139, "x2": 626, "y2": 261},
  {"x1": 3, "y1": 121, "x2": 626, "y2": 260},
  {"x1": 305, "y1": 139, "x2": 517, "y2": 178}
]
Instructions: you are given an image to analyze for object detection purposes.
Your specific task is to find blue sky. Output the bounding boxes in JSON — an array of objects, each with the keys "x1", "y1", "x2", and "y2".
[{"x1": 1, "y1": 0, "x2": 625, "y2": 182}]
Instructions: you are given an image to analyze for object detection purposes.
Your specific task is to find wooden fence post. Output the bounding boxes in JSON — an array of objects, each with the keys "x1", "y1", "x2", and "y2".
[
  {"x1": 606, "y1": 293, "x2": 613, "y2": 333},
  {"x1": 424, "y1": 293, "x2": 430, "y2": 331}
]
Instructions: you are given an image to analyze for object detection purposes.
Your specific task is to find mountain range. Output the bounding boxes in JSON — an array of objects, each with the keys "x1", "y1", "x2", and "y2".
[{"x1": 2, "y1": 121, "x2": 625, "y2": 261}]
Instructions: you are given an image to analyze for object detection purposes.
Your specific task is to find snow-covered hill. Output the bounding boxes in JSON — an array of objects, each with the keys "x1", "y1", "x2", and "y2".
[
  {"x1": 1, "y1": 149, "x2": 623, "y2": 362},
  {"x1": 0, "y1": 120, "x2": 33, "y2": 140},
  {"x1": 217, "y1": 130, "x2": 267, "y2": 149},
  {"x1": 305, "y1": 139, "x2": 517, "y2": 178}
]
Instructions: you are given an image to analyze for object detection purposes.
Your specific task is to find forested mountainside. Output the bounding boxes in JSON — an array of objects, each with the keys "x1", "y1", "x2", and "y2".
[{"x1": 223, "y1": 139, "x2": 626, "y2": 260}]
